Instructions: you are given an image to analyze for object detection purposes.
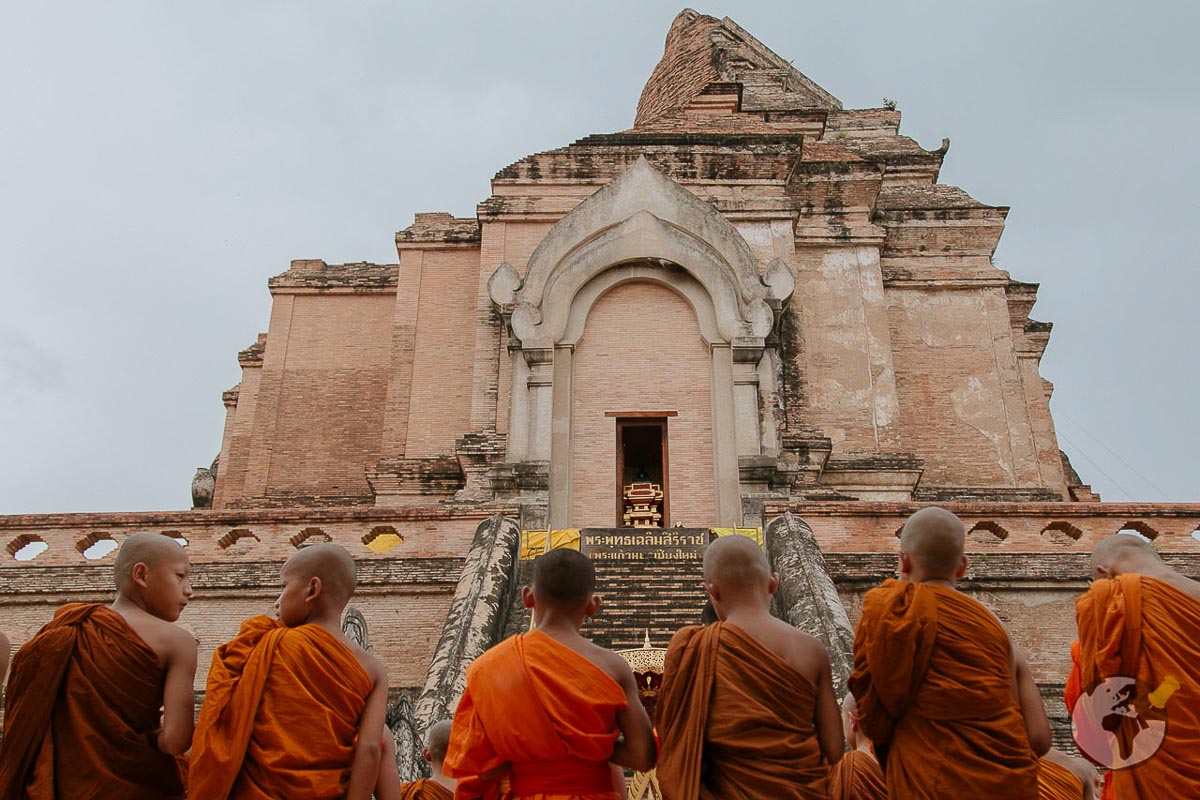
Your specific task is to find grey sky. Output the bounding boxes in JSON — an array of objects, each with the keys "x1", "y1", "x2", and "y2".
[{"x1": 1, "y1": 1, "x2": 1195, "y2": 514}]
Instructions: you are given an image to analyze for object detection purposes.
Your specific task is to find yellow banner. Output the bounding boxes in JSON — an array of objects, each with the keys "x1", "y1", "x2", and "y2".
[
  {"x1": 708, "y1": 527, "x2": 764, "y2": 548},
  {"x1": 519, "y1": 528, "x2": 582, "y2": 560}
]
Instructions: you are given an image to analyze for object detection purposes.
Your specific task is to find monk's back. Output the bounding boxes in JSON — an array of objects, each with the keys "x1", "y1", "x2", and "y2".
[
  {"x1": 852, "y1": 581, "x2": 1037, "y2": 798},
  {"x1": 190, "y1": 617, "x2": 372, "y2": 800},
  {"x1": 0, "y1": 604, "x2": 186, "y2": 800},
  {"x1": 657, "y1": 623, "x2": 830, "y2": 799},
  {"x1": 1076, "y1": 574, "x2": 1200, "y2": 795},
  {"x1": 444, "y1": 630, "x2": 627, "y2": 799},
  {"x1": 723, "y1": 613, "x2": 826, "y2": 686},
  {"x1": 111, "y1": 604, "x2": 184, "y2": 666},
  {"x1": 541, "y1": 629, "x2": 632, "y2": 692}
]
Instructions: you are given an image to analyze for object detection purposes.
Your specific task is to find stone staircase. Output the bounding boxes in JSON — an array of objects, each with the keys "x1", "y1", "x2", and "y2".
[
  {"x1": 585, "y1": 554, "x2": 709, "y2": 650},
  {"x1": 502, "y1": 528, "x2": 710, "y2": 652}
]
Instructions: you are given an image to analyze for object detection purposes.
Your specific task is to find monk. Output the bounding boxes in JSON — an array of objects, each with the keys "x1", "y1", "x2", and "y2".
[
  {"x1": 399, "y1": 720, "x2": 455, "y2": 799},
  {"x1": 656, "y1": 535, "x2": 842, "y2": 799},
  {"x1": 849, "y1": 506, "x2": 1050, "y2": 798},
  {"x1": 443, "y1": 547, "x2": 656, "y2": 798},
  {"x1": 1038, "y1": 748, "x2": 1100, "y2": 800},
  {"x1": 0, "y1": 532, "x2": 196, "y2": 799},
  {"x1": 829, "y1": 695, "x2": 886, "y2": 800},
  {"x1": 1075, "y1": 533, "x2": 1200, "y2": 796},
  {"x1": 189, "y1": 543, "x2": 389, "y2": 800}
]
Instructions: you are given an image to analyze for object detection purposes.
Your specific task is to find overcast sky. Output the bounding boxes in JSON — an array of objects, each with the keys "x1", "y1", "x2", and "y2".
[{"x1": 1, "y1": 1, "x2": 1196, "y2": 515}]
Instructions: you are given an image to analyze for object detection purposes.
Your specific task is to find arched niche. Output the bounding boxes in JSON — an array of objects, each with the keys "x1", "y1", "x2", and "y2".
[{"x1": 491, "y1": 158, "x2": 792, "y2": 529}]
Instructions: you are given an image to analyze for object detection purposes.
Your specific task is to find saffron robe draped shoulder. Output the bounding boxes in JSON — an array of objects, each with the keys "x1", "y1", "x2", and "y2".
[
  {"x1": 188, "y1": 615, "x2": 372, "y2": 799},
  {"x1": 400, "y1": 778, "x2": 455, "y2": 800},
  {"x1": 1075, "y1": 574, "x2": 1200, "y2": 797},
  {"x1": 849, "y1": 579, "x2": 1037, "y2": 799},
  {"x1": 0, "y1": 603, "x2": 185, "y2": 800},
  {"x1": 443, "y1": 629, "x2": 627, "y2": 800},
  {"x1": 655, "y1": 622, "x2": 830, "y2": 800},
  {"x1": 1037, "y1": 758, "x2": 1083, "y2": 799},
  {"x1": 829, "y1": 750, "x2": 886, "y2": 800}
]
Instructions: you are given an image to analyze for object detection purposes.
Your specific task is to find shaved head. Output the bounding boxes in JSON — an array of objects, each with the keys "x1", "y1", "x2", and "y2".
[
  {"x1": 283, "y1": 543, "x2": 357, "y2": 605},
  {"x1": 841, "y1": 693, "x2": 866, "y2": 748},
  {"x1": 425, "y1": 720, "x2": 453, "y2": 765},
  {"x1": 841, "y1": 692, "x2": 858, "y2": 721},
  {"x1": 531, "y1": 548, "x2": 595, "y2": 609},
  {"x1": 114, "y1": 532, "x2": 187, "y2": 588},
  {"x1": 899, "y1": 507, "x2": 966, "y2": 579},
  {"x1": 703, "y1": 535, "x2": 770, "y2": 592},
  {"x1": 1091, "y1": 533, "x2": 1161, "y2": 576}
]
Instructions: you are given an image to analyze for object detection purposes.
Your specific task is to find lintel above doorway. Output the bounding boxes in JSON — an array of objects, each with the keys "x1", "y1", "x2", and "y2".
[{"x1": 604, "y1": 411, "x2": 678, "y2": 418}]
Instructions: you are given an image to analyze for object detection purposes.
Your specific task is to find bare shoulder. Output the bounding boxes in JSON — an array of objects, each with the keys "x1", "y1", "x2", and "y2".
[
  {"x1": 1164, "y1": 572, "x2": 1200, "y2": 605},
  {"x1": 583, "y1": 640, "x2": 635, "y2": 687},
  {"x1": 788, "y1": 625, "x2": 831, "y2": 677},
  {"x1": 348, "y1": 639, "x2": 387, "y2": 688},
  {"x1": 116, "y1": 606, "x2": 195, "y2": 663},
  {"x1": 764, "y1": 618, "x2": 829, "y2": 682}
]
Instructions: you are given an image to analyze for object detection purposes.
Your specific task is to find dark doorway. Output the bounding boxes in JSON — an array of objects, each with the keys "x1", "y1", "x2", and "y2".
[{"x1": 615, "y1": 418, "x2": 669, "y2": 527}]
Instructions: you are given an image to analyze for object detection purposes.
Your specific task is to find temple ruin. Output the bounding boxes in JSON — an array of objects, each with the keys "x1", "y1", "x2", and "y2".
[{"x1": 3, "y1": 9, "x2": 1198, "y2": 774}]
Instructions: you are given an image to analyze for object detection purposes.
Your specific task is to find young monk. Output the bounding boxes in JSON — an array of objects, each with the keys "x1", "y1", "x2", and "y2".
[
  {"x1": 399, "y1": 720, "x2": 456, "y2": 799},
  {"x1": 656, "y1": 535, "x2": 843, "y2": 799},
  {"x1": 829, "y1": 694, "x2": 886, "y2": 800},
  {"x1": 849, "y1": 506, "x2": 1050, "y2": 798},
  {"x1": 0, "y1": 532, "x2": 196, "y2": 799},
  {"x1": 1075, "y1": 533, "x2": 1200, "y2": 795},
  {"x1": 189, "y1": 543, "x2": 389, "y2": 800},
  {"x1": 443, "y1": 547, "x2": 656, "y2": 798}
]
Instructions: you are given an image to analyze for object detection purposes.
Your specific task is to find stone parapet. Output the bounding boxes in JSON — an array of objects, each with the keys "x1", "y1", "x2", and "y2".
[
  {"x1": 267, "y1": 259, "x2": 399, "y2": 292},
  {"x1": 761, "y1": 501, "x2": 1200, "y2": 554},
  {"x1": 0, "y1": 505, "x2": 514, "y2": 567}
]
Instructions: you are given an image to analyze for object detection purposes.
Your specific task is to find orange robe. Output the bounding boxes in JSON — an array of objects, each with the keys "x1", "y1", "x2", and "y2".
[
  {"x1": 1075, "y1": 575, "x2": 1200, "y2": 796},
  {"x1": 0, "y1": 603, "x2": 184, "y2": 800},
  {"x1": 443, "y1": 629, "x2": 627, "y2": 800},
  {"x1": 1038, "y1": 758, "x2": 1083, "y2": 799},
  {"x1": 656, "y1": 622, "x2": 830, "y2": 800},
  {"x1": 401, "y1": 778, "x2": 456, "y2": 799},
  {"x1": 829, "y1": 750, "x2": 886, "y2": 800},
  {"x1": 849, "y1": 579, "x2": 1037, "y2": 798},
  {"x1": 1065, "y1": 640, "x2": 1113, "y2": 800},
  {"x1": 188, "y1": 615, "x2": 371, "y2": 799}
]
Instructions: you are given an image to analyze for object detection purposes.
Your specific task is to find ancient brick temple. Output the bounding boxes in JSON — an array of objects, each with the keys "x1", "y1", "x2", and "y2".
[{"x1": 3, "y1": 9, "x2": 1198, "y2": 765}]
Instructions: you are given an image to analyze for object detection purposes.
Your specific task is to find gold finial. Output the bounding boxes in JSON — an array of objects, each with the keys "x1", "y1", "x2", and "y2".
[{"x1": 643, "y1": 630, "x2": 652, "y2": 649}]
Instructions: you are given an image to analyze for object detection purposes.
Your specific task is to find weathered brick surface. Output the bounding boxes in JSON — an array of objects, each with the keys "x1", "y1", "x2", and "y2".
[
  {"x1": 571, "y1": 283, "x2": 716, "y2": 527},
  {"x1": 402, "y1": 248, "x2": 481, "y2": 458}
]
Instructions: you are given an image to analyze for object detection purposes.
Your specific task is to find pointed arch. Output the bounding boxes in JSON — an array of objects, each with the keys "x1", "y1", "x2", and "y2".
[{"x1": 508, "y1": 157, "x2": 776, "y2": 350}]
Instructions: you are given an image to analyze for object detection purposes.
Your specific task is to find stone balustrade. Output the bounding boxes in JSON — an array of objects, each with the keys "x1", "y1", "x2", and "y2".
[
  {"x1": 763, "y1": 501, "x2": 1200, "y2": 554},
  {"x1": 0, "y1": 505, "x2": 515, "y2": 567}
]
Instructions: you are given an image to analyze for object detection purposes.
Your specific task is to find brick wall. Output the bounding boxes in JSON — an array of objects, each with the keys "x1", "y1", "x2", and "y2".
[
  {"x1": 235, "y1": 293, "x2": 395, "y2": 502},
  {"x1": 570, "y1": 282, "x2": 717, "y2": 527},
  {"x1": 886, "y1": 286, "x2": 1044, "y2": 487},
  {"x1": 405, "y1": 249, "x2": 480, "y2": 457}
]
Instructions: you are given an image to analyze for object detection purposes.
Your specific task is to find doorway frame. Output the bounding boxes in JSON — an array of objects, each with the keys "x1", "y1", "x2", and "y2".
[{"x1": 614, "y1": 416, "x2": 671, "y2": 528}]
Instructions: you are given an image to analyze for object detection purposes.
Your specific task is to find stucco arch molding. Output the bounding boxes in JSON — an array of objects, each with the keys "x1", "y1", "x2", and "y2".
[{"x1": 489, "y1": 157, "x2": 792, "y2": 351}]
